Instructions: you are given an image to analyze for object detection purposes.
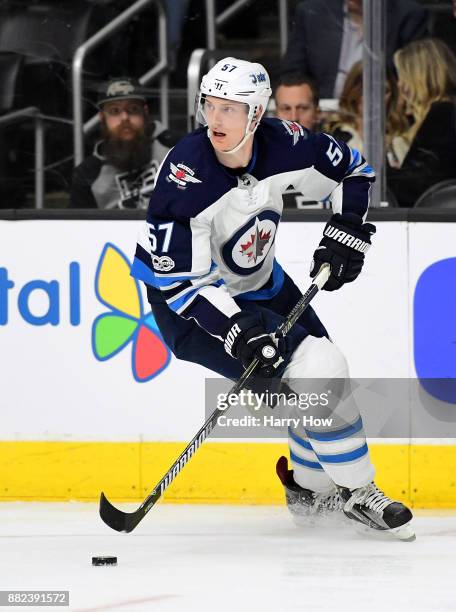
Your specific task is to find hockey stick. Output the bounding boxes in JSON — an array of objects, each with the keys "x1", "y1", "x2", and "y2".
[{"x1": 99, "y1": 263, "x2": 331, "y2": 532}]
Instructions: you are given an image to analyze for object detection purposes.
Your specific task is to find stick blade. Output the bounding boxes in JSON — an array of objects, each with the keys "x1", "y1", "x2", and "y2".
[{"x1": 99, "y1": 492, "x2": 142, "y2": 533}]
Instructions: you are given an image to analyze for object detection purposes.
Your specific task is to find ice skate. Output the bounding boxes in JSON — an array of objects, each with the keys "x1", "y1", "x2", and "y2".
[
  {"x1": 338, "y1": 482, "x2": 415, "y2": 541},
  {"x1": 276, "y1": 456, "x2": 343, "y2": 524}
]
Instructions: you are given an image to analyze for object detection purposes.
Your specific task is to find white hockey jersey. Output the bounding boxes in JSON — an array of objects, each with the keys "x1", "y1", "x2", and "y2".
[{"x1": 131, "y1": 118, "x2": 374, "y2": 337}]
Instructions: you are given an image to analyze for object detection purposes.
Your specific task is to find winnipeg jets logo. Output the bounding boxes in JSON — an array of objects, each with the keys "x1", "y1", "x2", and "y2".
[
  {"x1": 281, "y1": 120, "x2": 305, "y2": 146},
  {"x1": 222, "y1": 212, "x2": 279, "y2": 275},
  {"x1": 240, "y1": 219, "x2": 272, "y2": 264},
  {"x1": 168, "y1": 162, "x2": 202, "y2": 189}
]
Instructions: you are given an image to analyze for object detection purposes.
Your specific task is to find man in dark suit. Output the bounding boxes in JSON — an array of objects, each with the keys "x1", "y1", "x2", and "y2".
[{"x1": 282, "y1": 0, "x2": 428, "y2": 98}]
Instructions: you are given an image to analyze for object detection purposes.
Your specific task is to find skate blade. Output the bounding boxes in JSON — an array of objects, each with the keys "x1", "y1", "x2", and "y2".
[
  {"x1": 391, "y1": 523, "x2": 416, "y2": 542},
  {"x1": 352, "y1": 521, "x2": 416, "y2": 542}
]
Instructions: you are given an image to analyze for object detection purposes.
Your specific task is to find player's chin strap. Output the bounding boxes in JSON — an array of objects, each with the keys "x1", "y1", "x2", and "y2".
[
  {"x1": 207, "y1": 106, "x2": 263, "y2": 155},
  {"x1": 208, "y1": 126, "x2": 254, "y2": 155}
]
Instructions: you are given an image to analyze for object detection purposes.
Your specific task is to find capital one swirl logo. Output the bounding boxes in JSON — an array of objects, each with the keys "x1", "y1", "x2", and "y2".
[{"x1": 92, "y1": 243, "x2": 171, "y2": 382}]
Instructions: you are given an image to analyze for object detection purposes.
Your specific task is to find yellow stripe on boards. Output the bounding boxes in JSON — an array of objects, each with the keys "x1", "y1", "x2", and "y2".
[{"x1": 0, "y1": 442, "x2": 454, "y2": 508}]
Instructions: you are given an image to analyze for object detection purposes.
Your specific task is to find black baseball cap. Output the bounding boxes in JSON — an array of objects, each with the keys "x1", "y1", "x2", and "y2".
[{"x1": 98, "y1": 78, "x2": 147, "y2": 108}]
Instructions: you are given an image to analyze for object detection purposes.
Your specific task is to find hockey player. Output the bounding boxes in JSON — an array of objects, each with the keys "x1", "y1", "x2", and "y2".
[{"x1": 131, "y1": 58, "x2": 414, "y2": 540}]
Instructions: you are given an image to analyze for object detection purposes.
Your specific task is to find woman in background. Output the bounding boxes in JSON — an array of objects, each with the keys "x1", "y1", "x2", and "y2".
[
  {"x1": 324, "y1": 61, "x2": 364, "y2": 153},
  {"x1": 387, "y1": 38, "x2": 456, "y2": 207},
  {"x1": 325, "y1": 61, "x2": 407, "y2": 157}
]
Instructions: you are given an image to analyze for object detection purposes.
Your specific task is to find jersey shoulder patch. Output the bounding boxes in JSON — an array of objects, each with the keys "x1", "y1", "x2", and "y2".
[
  {"x1": 261, "y1": 117, "x2": 313, "y2": 148},
  {"x1": 253, "y1": 117, "x2": 317, "y2": 178}
]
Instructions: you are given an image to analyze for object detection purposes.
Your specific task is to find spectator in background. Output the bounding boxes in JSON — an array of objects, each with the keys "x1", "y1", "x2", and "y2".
[
  {"x1": 387, "y1": 38, "x2": 456, "y2": 207},
  {"x1": 274, "y1": 74, "x2": 322, "y2": 209},
  {"x1": 326, "y1": 61, "x2": 363, "y2": 152},
  {"x1": 324, "y1": 61, "x2": 408, "y2": 155},
  {"x1": 274, "y1": 73, "x2": 320, "y2": 131},
  {"x1": 71, "y1": 78, "x2": 176, "y2": 209},
  {"x1": 281, "y1": 0, "x2": 428, "y2": 98}
]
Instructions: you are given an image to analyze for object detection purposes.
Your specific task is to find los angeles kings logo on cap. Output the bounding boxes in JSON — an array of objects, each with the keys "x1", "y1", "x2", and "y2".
[{"x1": 221, "y1": 210, "x2": 280, "y2": 276}]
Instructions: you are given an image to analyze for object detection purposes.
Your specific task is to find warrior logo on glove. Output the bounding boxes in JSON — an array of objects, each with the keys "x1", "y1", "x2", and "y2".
[
  {"x1": 223, "y1": 313, "x2": 281, "y2": 377},
  {"x1": 310, "y1": 213, "x2": 376, "y2": 291},
  {"x1": 323, "y1": 225, "x2": 371, "y2": 253}
]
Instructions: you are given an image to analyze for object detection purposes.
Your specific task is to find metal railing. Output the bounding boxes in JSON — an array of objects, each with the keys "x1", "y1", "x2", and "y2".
[
  {"x1": 0, "y1": 107, "x2": 44, "y2": 209},
  {"x1": 363, "y1": 0, "x2": 386, "y2": 206},
  {"x1": 72, "y1": 0, "x2": 168, "y2": 166},
  {"x1": 205, "y1": 0, "x2": 289, "y2": 55},
  {"x1": 187, "y1": 49, "x2": 208, "y2": 132}
]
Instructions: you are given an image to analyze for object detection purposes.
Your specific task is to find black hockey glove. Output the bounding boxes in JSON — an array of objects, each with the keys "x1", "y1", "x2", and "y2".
[
  {"x1": 223, "y1": 312, "x2": 283, "y2": 378},
  {"x1": 310, "y1": 213, "x2": 376, "y2": 291}
]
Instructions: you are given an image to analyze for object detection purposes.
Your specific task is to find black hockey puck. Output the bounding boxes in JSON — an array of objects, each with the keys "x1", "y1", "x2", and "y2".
[{"x1": 92, "y1": 556, "x2": 117, "y2": 566}]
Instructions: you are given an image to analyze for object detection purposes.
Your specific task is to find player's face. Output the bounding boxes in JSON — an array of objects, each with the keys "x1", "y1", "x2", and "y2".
[
  {"x1": 204, "y1": 96, "x2": 250, "y2": 152},
  {"x1": 275, "y1": 84, "x2": 318, "y2": 130},
  {"x1": 101, "y1": 99, "x2": 147, "y2": 141}
]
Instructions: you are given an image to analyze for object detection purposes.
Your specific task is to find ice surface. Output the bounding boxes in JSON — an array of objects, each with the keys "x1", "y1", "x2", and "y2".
[{"x1": 0, "y1": 503, "x2": 455, "y2": 612}]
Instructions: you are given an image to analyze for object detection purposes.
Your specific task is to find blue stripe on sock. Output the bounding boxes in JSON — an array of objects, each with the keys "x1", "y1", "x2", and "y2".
[
  {"x1": 290, "y1": 450, "x2": 324, "y2": 471},
  {"x1": 316, "y1": 443, "x2": 368, "y2": 464},
  {"x1": 305, "y1": 416, "x2": 363, "y2": 441},
  {"x1": 288, "y1": 426, "x2": 313, "y2": 450}
]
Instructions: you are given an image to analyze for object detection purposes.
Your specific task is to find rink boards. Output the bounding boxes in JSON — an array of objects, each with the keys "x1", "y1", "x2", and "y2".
[{"x1": 0, "y1": 218, "x2": 455, "y2": 507}]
